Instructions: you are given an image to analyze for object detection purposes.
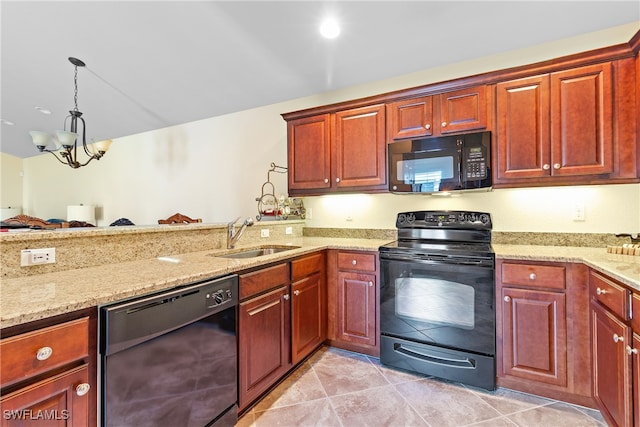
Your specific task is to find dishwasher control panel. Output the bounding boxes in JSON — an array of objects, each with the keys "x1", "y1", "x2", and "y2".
[{"x1": 207, "y1": 288, "x2": 234, "y2": 308}]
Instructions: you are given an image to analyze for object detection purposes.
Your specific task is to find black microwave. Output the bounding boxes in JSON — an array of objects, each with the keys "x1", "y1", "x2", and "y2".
[{"x1": 388, "y1": 131, "x2": 492, "y2": 193}]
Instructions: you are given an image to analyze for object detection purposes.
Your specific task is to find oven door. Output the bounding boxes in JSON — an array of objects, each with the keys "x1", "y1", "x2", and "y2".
[{"x1": 379, "y1": 252, "x2": 495, "y2": 356}]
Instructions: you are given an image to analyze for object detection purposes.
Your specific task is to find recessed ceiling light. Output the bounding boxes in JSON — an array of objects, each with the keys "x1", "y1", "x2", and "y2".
[
  {"x1": 320, "y1": 18, "x2": 340, "y2": 39},
  {"x1": 34, "y1": 106, "x2": 52, "y2": 115},
  {"x1": 1, "y1": 119, "x2": 15, "y2": 126}
]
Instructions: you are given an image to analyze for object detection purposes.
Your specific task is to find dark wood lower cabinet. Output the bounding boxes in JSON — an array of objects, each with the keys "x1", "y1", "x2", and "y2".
[
  {"x1": 633, "y1": 333, "x2": 639, "y2": 427},
  {"x1": 291, "y1": 271, "x2": 326, "y2": 365},
  {"x1": 500, "y1": 287, "x2": 567, "y2": 386},
  {"x1": 238, "y1": 286, "x2": 291, "y2": 411},
  {"x1": 591, "y1": 301, "x2": 633, "y2": 427}
]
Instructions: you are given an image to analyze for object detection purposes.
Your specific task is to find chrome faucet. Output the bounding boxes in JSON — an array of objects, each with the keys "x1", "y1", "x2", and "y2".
[{"x1": 227, "y1": 217, "x2": 254, "y2": 249}]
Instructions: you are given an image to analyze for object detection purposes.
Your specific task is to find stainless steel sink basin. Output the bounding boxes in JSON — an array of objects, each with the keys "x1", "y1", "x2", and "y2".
[{"x1": 216, "y1": 245, "x2": 300, "y2": 259}]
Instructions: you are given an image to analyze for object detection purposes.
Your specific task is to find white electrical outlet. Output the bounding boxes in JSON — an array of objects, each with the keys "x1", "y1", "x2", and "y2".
[
  {"x1": 573, "y1": 203, "x2": 586, "y2": 221},
  {"x1": 21, "y1": 248, "x2": 56, "y2": 267},
  {"x1": 285, "y1": 226, "x2": 293, "y2": 235},
  {"x1": 261, "y1": 229, "x2": 270, "y2": 238}
]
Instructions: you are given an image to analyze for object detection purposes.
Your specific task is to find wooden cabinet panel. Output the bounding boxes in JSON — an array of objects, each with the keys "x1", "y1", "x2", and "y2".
[
  {"x1": 496, "y1": 75, "x2": 550, "y2": 179},
  {"x1": 501, "y1": 287, "x2": 567, "y2": 386},
  {"x1": 439, "y1": 86, "x2": 487, "y2": 134},
  {"x1": 591, "y1": 301, "x2": 633, "y2": 427},
  {"x1": 333, "y1": 104, "x2": 386, "y2": 189},
  {"x1": 633, "y1": 333, "x2": 639, "y2": 427},
  {"x1": 386, "y1": 97, "x2": 433, "y2": 140},
  {"x1": 335, "y1": 271, "x2": 376, "y2": 347},
  {"x1": 337, "y1": 251, "x2": 376, "y2": 272},
  {"x1": 239, "y1": 263, "x2": 289, "y2": 300},
  {"x1": 590, "y1": 270, "x2": 630, "y2": 321},
  {"x1": 500, "y1": 262, "x2": 565, "y2": 290},
  {"x1": 291, "y1": 252, "x2": 324, "y2": 282},
  {"x1": 291, "y1": 271, "x2": 326, "y2": 365},
  {"x1": 550, "y1": 63, "x2": 613, "y2": 176},
  {"x1": 631, "y1": 292, "x2": 640, "y2": 332},
  {"x1": 0, "y1": 364, "x2": 90, "y2": 427},
  {"x1": 287, "y1": 114, "x2": 331, "y2": 191},
  {"x1": 238, "y1": 286, "x2": 291, "y2": 410},
  {"x1": 1, "y1": 317, "x2": 89, "y2": 388}
]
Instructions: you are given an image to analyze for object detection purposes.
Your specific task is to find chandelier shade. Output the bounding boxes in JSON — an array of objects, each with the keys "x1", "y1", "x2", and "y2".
[{"x1": 29, "y1": 57, "x2": 111, "y2": 169}]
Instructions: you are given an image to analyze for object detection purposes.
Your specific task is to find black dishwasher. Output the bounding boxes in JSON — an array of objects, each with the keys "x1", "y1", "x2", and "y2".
[{"x1": 99, "y1": 274, "x2": 238, "y2": 427}]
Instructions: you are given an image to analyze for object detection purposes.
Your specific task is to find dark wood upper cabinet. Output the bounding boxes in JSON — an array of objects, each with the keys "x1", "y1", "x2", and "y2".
[
  {"x1": 386, "y1": 85, "x2": 488, "y2": 141},
  {"x1": 286, "y1": 114, "x2": 331, "y2": 191}
]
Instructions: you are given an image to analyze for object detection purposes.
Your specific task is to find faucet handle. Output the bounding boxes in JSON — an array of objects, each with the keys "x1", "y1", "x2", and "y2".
[{"x1": 228, "y1": 216, "x2": 241, "y2": 226}]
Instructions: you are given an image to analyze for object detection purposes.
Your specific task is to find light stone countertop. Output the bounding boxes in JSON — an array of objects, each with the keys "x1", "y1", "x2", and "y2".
[
  {"x1": 2, "y1": 238, "x2": 639, "y2": 329},
  {"x1": 0, "y1": 237, "x2": 390, "y2": 329}
]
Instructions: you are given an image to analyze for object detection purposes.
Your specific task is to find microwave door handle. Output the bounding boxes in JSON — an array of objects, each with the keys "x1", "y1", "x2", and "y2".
[{"x1": 457, "y1": 139, "x2": 463, "y2": 189}]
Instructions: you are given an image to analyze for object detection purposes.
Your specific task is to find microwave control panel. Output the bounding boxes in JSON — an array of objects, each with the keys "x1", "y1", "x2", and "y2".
[{"x1": 464, "y1": 145, "x2": 487, "y2": 180}]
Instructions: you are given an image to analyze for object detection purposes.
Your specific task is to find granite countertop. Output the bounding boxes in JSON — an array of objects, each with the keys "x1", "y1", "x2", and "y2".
[
  {"x1": 2, "y1": 238, "x2": 639, "y2": 329},
  {"x1": 0, "y1": 237, "x2": 390, "y2": 329}
]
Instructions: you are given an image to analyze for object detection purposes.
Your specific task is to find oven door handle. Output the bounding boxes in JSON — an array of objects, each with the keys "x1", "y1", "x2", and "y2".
[{"x1": 393, "y1": 343, "x2": 476, "y2": 369}]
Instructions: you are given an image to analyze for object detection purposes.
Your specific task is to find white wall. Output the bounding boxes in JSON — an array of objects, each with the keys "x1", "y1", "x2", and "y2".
[
  {"x1": 0, "y1": 152, "x2": 23, "y2": 212},
  {"x1": 17, "y1": 22, "x2": 640, "y2": 231}
]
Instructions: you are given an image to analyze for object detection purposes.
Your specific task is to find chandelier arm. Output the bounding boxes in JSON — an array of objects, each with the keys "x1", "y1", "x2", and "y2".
[{"x1": 42, "y1": 149, "x2": 75, "y2": 167}]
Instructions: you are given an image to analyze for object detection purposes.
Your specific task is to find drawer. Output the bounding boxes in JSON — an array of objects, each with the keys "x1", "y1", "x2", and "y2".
[
  {"x1": 0, "y1": 317, "x2": 89, "y2": 388},
  {"x1": 337, "y1": 251, "x2": 376, "y2": 272},
  {"x1": 590, "y1": 270, "x2": 630, "y2": 320},
  {"x1": 631, "y1": 291, "x2": 640, "y2": 331},
  {"x1": 239, "y1": 263, "x2": 290, "y2": 300},
  {"x1": 292, "y1": 252, "x2": 325, "y2": 282},
  {"x1": 501, "y1": 262, "x2": 566, "y2": 290}
]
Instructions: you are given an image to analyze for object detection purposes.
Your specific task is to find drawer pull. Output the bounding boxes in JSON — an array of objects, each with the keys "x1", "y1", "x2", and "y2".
[
  {"x1": 596, "y1": 288, "x2": 607, "y2": 295},
  {"x1": 529, "y1": 273, "x2": 536, "y2": 281},
  {"x1": 613, "y1": 334, "x2": 624, "y2": 343},
  {"x1": 293, "y1": 290, "x2": 300, "y2": 296},
  {"x1": 76, "y1": 383, "x2": 91, "y2": 396},
  {"x1": 504, "y1": 296, "x2": 511, "y2": 302},
  {"x1": 368, "y1": 281, "x2": 373, "y2": 287},
  {"x1": 425, "y1": 124, "x2": 431, "y2": 130},
  {"x1": 352, "y1": 260, "x2": 357, "y2": 265},
  {"x1": 36, "y1": 346, "x2": 53, "y2": 361},
  {"x1": 283, "y1": 294, "x2": 290, "y2": 301},
  {"x1": 626, "y1": 346, "x2": 638, "y2": 355}
]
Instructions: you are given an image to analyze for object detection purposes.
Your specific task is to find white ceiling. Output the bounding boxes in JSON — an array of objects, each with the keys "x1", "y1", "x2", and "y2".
[{"x1": 1, "y1": 1, "x2": 638, "y2": 159}]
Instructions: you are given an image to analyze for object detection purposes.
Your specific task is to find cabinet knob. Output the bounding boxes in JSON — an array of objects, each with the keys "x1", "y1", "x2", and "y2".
[
  {"x1": 293, "y1": 290, "x2": 300, "y2": 296},
  {"x1": 613, "y1": 334, "x2": 624, "y2": 343},
  {"x1": 529, "y1": 273, "x2": 537, "y2": 281},
  {"x1": 553, "y1": 163, "x2": 561, "y2": 169},
  {"x1": 503, "y1": 296, "x2": 511, "y2": 302},
  {"x1": 36, "y1": 346, "x2": 53, "y2": 361},
  {"x1": 626, "y1": 345, "x2": 639, "y2": 355},
  {"x1": 324, "y1": 178, "x2": 329, "y2": 184},
  {"x1": 336, "y1": 178, "x2": 340, "y2": 183},
  {"x1": 542, "y1": 164, "x2": 550, "y2": 170},
  {"x1": 283, "y1": 294, "x2": 290, "y2": 301},
  {"x1": 368, "y1": 281, "x2": 373, "y2": 287},
  {"x1": 352, "y1": 259, "x2": 357, "y2": 265},
  {"x1": 76, "y1": 383, "x2": 91, "y2": 397},
  {"x1": 425, "y1": 124, "x2": 431, "y2": 130},
  {"x1": 441, "y1": 121, "x2": 447, "y2": 127},
  {"x1": 596, "y1": 288, "x2": 607, "y2": 295}
]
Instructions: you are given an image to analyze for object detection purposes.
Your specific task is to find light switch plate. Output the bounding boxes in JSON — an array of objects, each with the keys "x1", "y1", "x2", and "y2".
[{"x1": 261, "y1": 229, "x2": 270, "y2": 238}]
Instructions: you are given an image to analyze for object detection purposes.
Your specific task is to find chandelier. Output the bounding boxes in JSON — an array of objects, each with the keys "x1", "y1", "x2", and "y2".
[{"x1": 29, "y1": 57, "x2": 111, "y2": 169}]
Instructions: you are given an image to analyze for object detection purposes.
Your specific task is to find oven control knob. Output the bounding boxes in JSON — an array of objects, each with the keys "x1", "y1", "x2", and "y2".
[
  {"x1": 479, "y1": 214, "x2": 490, "y2": 225},
  {"x1": 213, "y1": 291, "x2": 224, "y2": 304},
  {"x1": 398, "y1": 214, "x2": 406, "y2": 225}
]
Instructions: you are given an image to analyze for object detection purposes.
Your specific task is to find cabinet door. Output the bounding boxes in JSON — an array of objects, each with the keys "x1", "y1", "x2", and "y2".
[
  {"x1": 335, "y1": 271, "x2": 376, "y2": 347},
  {"x1": 386, "y1": 96, "x2": 433, "y2": 140},
  {"x1": 500, "y1": 287, "x2": 567, "y2": 386},
  {"x1": 291, "y1": 271, "x2": 326, "y2": 365},
  {"x1": 438, "y1": 85, "x2": 487, "y2": 134},
  {"x1": 0, "y1": 364, "x2": 90, "y2": 427},
  {"x1": 550, "y1": 63, "x2": 613, "y2": 176},
  {"x1": 633, "y1": 333, "x2": 639, "y2": 427},
  {"x1": 238, "y1": 286, "x2": 291, "y2": 410},
  {"x1": 496, "y1": 75, "x2": 551, "y2": 180},
  {"x1": 287, "y1": 114, "x2": 331, "y2": 191},
  {"x1": 333, "y1": 104, "x2": 386, "y2": 190},
  {"x1": 591, "y1": 302, "x2": 633, "y2": 427}
]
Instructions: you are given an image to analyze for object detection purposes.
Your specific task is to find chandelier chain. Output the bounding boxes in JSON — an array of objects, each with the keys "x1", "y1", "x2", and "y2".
[{"x1": 73, "y1": 65, "x2": 79, "y2": 112}]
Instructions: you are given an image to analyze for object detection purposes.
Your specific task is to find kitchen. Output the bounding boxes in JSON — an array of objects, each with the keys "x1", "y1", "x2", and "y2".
[{"x1": 1, "y1": 2, "x2": 640, "y2": 426}]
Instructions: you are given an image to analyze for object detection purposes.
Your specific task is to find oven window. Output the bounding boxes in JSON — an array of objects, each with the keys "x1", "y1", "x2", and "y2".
[{"x1": 395, "y1": 277, "x2": 474, "y2": 329}]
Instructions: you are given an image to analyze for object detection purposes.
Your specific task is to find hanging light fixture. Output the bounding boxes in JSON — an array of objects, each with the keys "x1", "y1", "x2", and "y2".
[{"x1": 30, "y1": 57, "x2": 111, "y2": 168}]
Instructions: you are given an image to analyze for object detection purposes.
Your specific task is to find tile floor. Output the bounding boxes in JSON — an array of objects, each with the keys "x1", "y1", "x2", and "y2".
[{"x1": 237, "y1": 346, "x2": 606, "y2": 427}]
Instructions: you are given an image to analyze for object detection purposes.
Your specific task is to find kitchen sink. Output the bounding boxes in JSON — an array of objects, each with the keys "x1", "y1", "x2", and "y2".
[{"x1": 216, "y1": 245, "x2": 301, "y2": 259}]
